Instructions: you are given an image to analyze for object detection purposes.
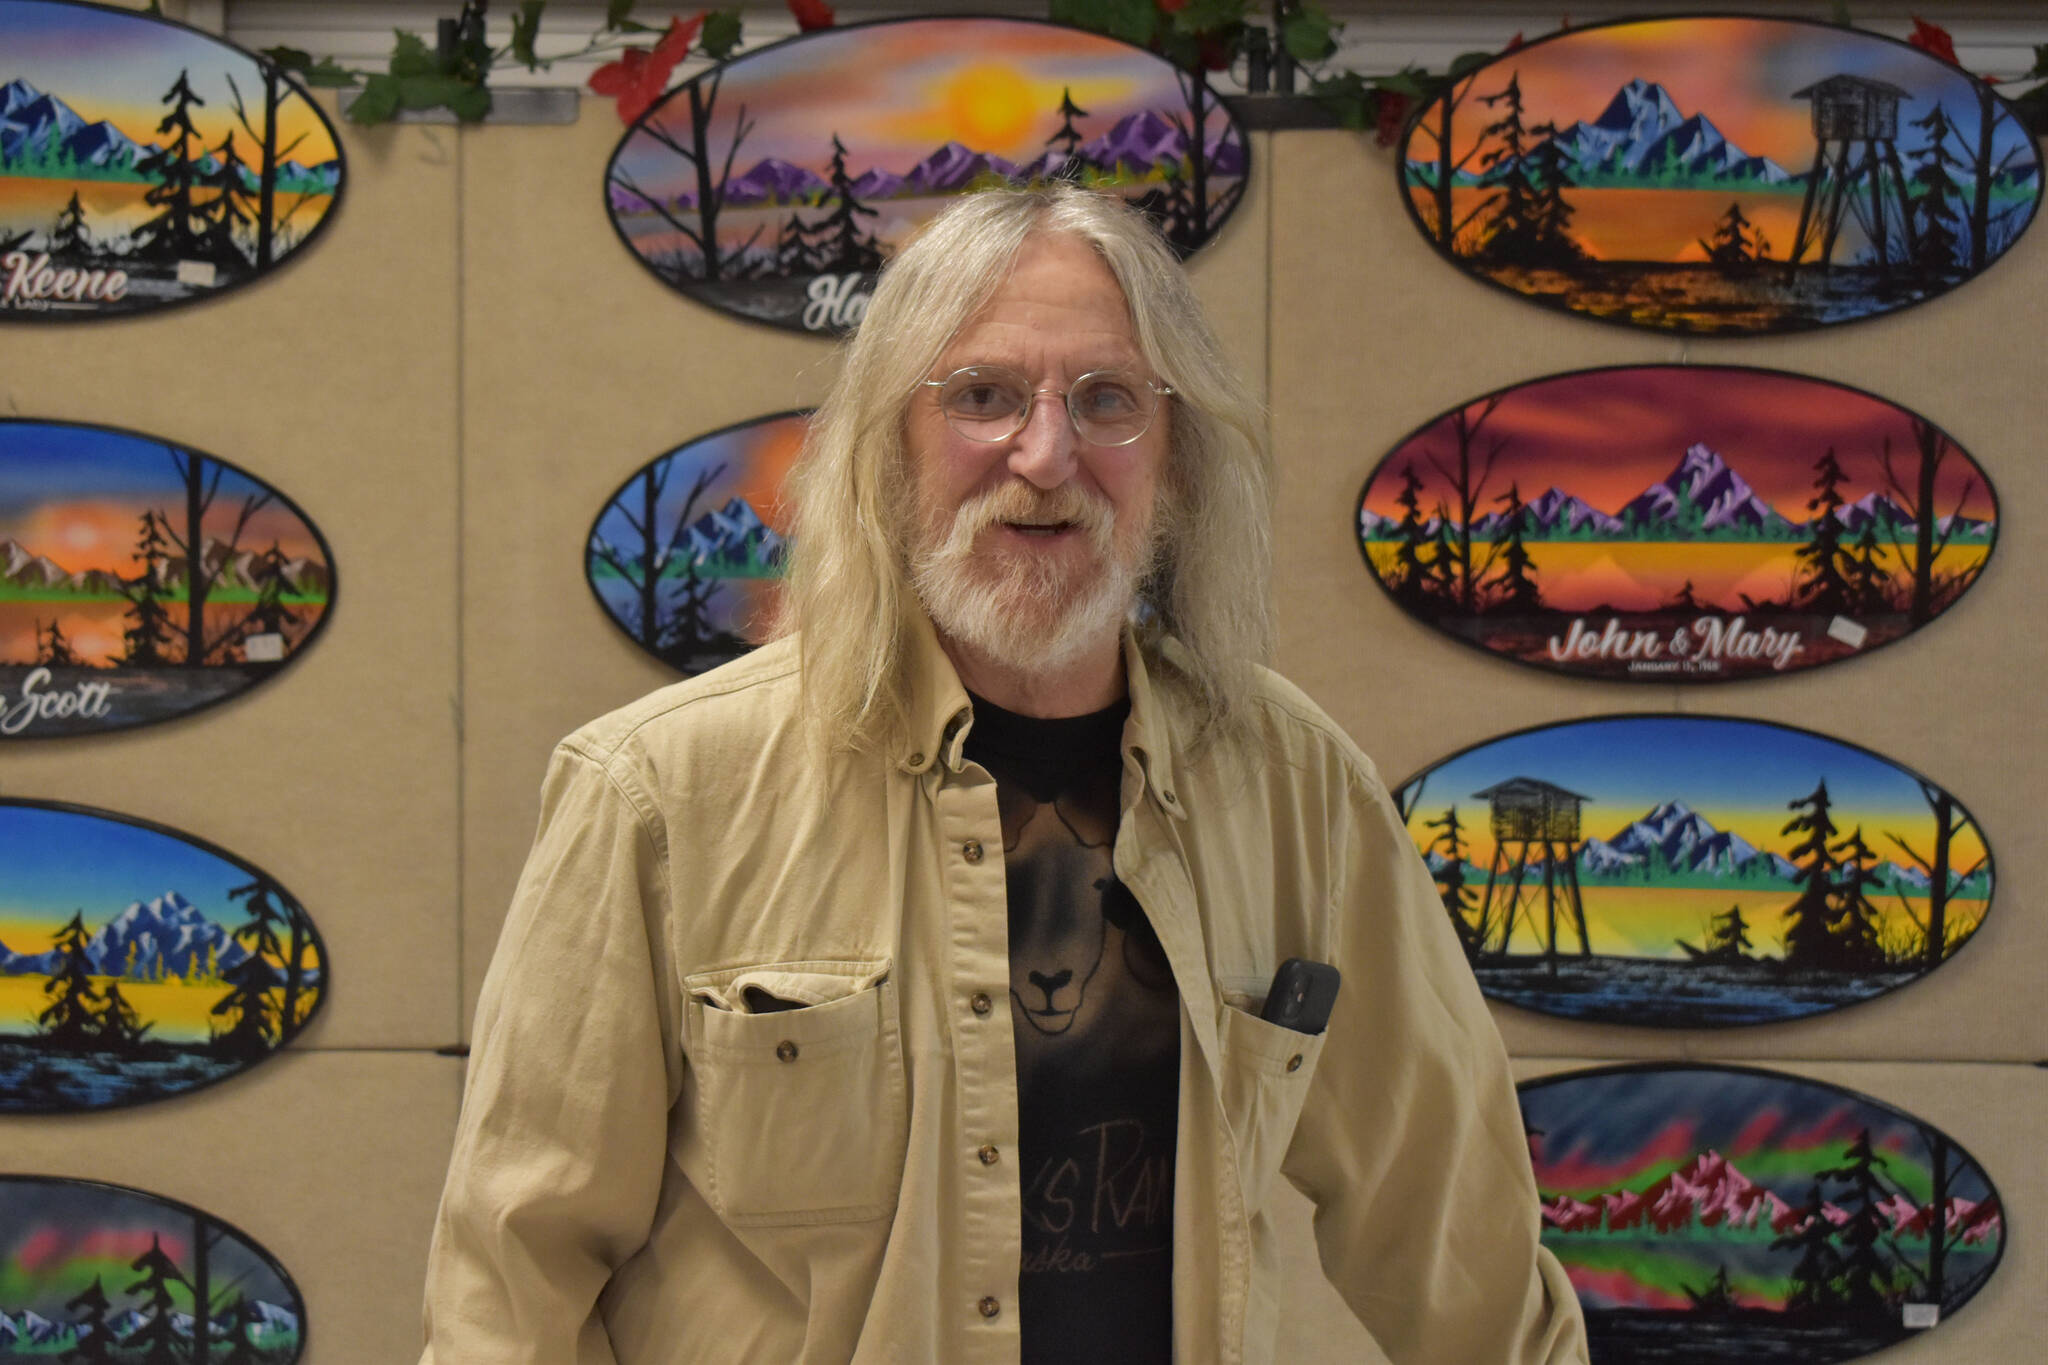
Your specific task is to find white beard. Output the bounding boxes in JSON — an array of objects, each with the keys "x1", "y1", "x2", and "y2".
[{"x1": 910, "y1": 480, "x2": 1161, "y2": 679}]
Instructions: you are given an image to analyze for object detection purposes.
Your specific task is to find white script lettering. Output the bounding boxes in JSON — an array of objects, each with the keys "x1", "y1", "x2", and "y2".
[
  {"x1": 0, "y1": 667, "x2": 115, "y2": 736},
  {"x1": 1, "y1": 251, "x2": 129, "y2": 309},
  {"x1": 802, "y1": 272, "x2": 871, "y2": 331}
]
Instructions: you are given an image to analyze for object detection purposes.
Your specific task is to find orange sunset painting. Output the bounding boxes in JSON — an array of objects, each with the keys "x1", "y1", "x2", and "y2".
[
  {"x1": 605, "y1": 17, "x2": 1245, "y2": 333},
  {"x1": 587, "y1": 412, "x2": 803, "y2": 676},
  {"x1": 0, "y1": 421, "x2": 334, "y2": 737},
  {"x1": 2, "y1": 0, "x2": 344, "y2": 319},
  {"x1": 1397, "y1": 15, "x2": 2041, "y2": 332},
  {"x1": 1394, "y1": 716, "x2": 1992, "y2": 1028},
  {"x1": 1357, "y1": 366, "x2": 1997, "y2": 682}
]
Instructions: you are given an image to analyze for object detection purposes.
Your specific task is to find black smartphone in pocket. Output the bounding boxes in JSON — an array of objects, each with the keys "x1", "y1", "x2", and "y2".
[{"x1": 1259, "y1": 958, "x2": 1341, "y2": 1035}]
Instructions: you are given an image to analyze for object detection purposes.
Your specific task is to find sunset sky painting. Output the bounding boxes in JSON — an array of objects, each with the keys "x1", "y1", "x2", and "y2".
[
  {"x1": 1397, "y1": 16, "x2": 2041, "y2": 331},
  {"x1": 1520, "y1": 1065, "x2": 2003, "y2": 1364},
  {"x1": 1358, "y1": 367, "x2": 1996, "y2": 681},
  {"x1": 605, "y1": 17, "x2": 1245, "y2": 333},
  {"x1": 1, "y1": 420, "x2": 334, "y2": 737},
  {"x1": 1395, "y1": 716, "x2": 1990, "y2": 1027}
]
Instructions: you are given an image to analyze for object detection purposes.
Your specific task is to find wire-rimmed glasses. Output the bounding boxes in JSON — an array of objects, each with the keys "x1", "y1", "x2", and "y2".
[{"x1": 920, "y1": 365, "x2": 1174, "y2": 447}]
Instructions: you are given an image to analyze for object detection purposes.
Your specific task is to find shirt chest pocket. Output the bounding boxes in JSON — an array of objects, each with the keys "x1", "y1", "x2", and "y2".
[
  {"x1": 685, "y1": 960, "x2": 908, "y2": 1227},
  {"x1": 1216, "y1": 991, "x2": 1327, "y2": 1215}
]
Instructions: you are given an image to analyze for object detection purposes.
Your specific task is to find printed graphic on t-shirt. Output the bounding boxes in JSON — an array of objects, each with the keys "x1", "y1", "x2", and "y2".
[{"x1": 964, "y1": 697, "x2": 1179, "y2": 1363}]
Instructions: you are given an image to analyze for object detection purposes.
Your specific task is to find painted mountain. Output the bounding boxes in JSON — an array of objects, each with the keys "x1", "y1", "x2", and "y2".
[
  {"x1": 1396, "y1": 15, "x2": 2041, "y2": 332},
  {"x1": 588, "y1": 412, "x2": 806, "y2": 678},
  {"x1": 1522, "y1": 1065, "x2": 2005, "y2": 1365},
  {"x1": 604, "y1": 17, "x2": 1246, "y2": 333},
  {"x1": 1396, "y1": 714, "x2": 1992, "y2": 1027},
  {"x1": 2, "y1": 2, "x2": 347, "y2": 318},
  {"x1": 0, "y1": 799, "x2": 327, "y2": 1114},
  {"x1": 0, "y1": 1177, "x2": 304, "y2": 1363},
  {"x1": 1357, "y1": 366, "x2": 1998, "y2": 681}
]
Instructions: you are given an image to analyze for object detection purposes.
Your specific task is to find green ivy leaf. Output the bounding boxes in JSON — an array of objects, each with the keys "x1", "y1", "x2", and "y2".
[
  {"x1": 1446, "y1": 50, "x2": 1494, "y2": 81},
  {"x1": 1309, "y1": 71, "x2": 1371, "y2": 130},
  {"x1": 605, "y1": 0, "x2": 637, "y2": 31},
  {"x1": 1376, "y1": 68, "x2": 1435, "y2": 99},
  {"x1": 511, "y1": 1, "x2": 546, "y2": 70},
  {"x1": 389, "y1": 30, "x2": 440, "y2": 79},
  {"x1": 1053, "y1": 0, "x2": 1157, "y2": 49},
  {"x1": 262, "y1": 46, "x2": 358, "y2": 87},
  {"x1": 1173, "y1": 0, "x2": 1249, "y2": 38},
  {"x1": 346, "y1": 74, "x2": 403, "y2": 125},
  {"x1": 701, "y1": 9, "x2": 745, "y2": 60},
  {"x1": 1829, "y1": 0, "x2": 1852, "y2": 26},
  {"x1": 397, "y1": 73, "x2": 492, "y2": 120},
  {"x1": 1282, "y1": 10, "x2": 1338, "y2": 65}
]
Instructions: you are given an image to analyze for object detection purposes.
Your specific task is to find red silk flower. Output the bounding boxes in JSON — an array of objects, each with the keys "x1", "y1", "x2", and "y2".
[
  {"x1": 589, "y1": 13, "x2": 706, "y2": 125},
  {"x1": 787, "y1": 0, "x2": 835, "y2": 31},
  {"x1": 1374, "y1": 90, "x2": 1415, "y2": 147},
  {"x1": 1908, "y1": 17, "x2": 1958, "y2": 66}
]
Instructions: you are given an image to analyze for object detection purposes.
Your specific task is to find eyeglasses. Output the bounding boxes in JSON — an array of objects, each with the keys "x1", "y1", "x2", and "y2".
[{"x1": 920, "y1": 365, "x2": 1174, "y2": 447}]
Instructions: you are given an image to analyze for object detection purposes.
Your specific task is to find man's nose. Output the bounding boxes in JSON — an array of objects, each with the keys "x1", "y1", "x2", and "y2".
[{"x1": 1005, "y1": 391, "x2": 1079, "y2": 490}]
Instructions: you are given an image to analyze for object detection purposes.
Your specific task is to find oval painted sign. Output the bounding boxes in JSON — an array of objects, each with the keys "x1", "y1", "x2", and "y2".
[
  {"x1": 1, "y1": 0, "x2": 346, "y2": 321},
  {"x1": 1396, "y1": 15, "x2": 2042, "y2": 333},
  {"x1": 0, "y1": 419, "x2": 335, "y2": 737},
  {"x1": 0, "y1": 799, "x2": 327, "y2": 1114},
  {"x1": 586, "y1": 411, "x2": 803, "y2": 675},
  {"x1": 1522, "y1": 1063, "x2": 2005, "y2": 1365},
  {"x1": 604, "y1": 16, "x2": 1249, "y2": 334},
  {"x1": 0, "y1": 1175, "x2": 306, "y2": 1358},
  {"x1": 1357, "y1": 366, "x2": 1997, "y2": 681},
  {"x1": 1393, "y1": 714, "x2": 1991, "y2": 1027}
]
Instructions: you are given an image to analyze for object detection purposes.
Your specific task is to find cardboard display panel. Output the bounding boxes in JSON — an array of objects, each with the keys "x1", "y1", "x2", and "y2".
[
  {"x1": 457, "y1": 119, "x2": 1271, "y2": 1031},
  {"x1": 1268, "y1": 127, "x2": 2047, "y2": 1063},
  {"x1": 1, "y1": 104, "x2": 462, "y2": 1050},
  {"x1": 0, "y1": 1049, "x2": 461, "y2": 1365}
]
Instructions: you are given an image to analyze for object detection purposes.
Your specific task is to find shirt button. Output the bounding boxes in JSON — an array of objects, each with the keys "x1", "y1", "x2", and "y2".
[
  {"x1": 962, "y1": 839, "x2": 984, "y2": 863},
  {"x1": 978, "y1": 1144, "x2": 1000, "y2": 1165},
  {"x1": 1163, "y1": 790, "x2": 1178, "y2": 805},
  {"x1": 978, "y1": 1296, "x2": 1001, "y2": 1319},
  {"x1": 776, "y1": 1040, "x2": 799, "y2": 1063},
  {"x1": 970, "y1": 991, "x2": 993, "y2": 1015},
  {"x1": 908, "y1": 752, "x2": 925, "y2": 767},
  {"x1": 1286, "y1": 1053, "x2": 1303, "y2": 1072}
]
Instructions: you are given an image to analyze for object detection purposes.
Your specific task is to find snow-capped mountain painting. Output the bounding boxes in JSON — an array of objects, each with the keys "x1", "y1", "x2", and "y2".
[
  {"x1": 1, "y1": 3, "x2": 347, "y2": 319},
  {"x1": 0, "y1": 799, "x2": 327, "y2": 1113},
  {"x1": 1522, "y1": 1065, "x2": 2006, "y2": 1365},
  {"x1": 1357, "y1": 366, "x2": 1998, "y2": 682},
  {"x1": 1396, "y1": 714, "x2": 1992, "y2": 1026},
  {"x1": 605, "y1": 16, "x2": 1246, "y2": 333},
  {"x1": 1396, "y1": 15, "x2": 2041, "y2": 333},
  {"x1": 588, "y1": 412, "x2": 805, "y2": 678}
]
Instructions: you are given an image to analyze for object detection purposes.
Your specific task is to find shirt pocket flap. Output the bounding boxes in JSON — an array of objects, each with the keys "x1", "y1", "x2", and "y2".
[{"x1": 687, "y1": 959, "x2": 890, "y2": 1023}]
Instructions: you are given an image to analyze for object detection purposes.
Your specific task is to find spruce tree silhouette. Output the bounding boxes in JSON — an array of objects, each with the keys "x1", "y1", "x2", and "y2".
[
  {"x1": 1424, "y1": 805, "x2": 1481, "y2": 957},
  {"x1": 133, "y1": 72, "x2": 210, "y2": 261},
  {"x1": 1484, "y1": 482, "x2": 1542, "y2": 612},
  {"x1": 118, "y1": 1234, "x2": 190, "y2": 1364},
  {"x1": 1771, "y1": 1181, "x2": 1845, "y2": 1314},
  {"x1": 63, "y1": 1274, "x2": 116, "y2": 1363},
  {"x1": 1820, "y1": 1128, "x2": 1901, "y2": 1316},
  {"x1": 119, "y1": 511, "x2": 178, "y2": 666},
  {"x1": 1907, "y1": 105, "x2": 1968, "y2": 278},
  {"x1": 1793, "y1": 448, "x2": 1856, "y2": 614},
  {"x1": 1780, "y1": 781, "x2": 1841, "y2": 969},
  {"x1": 815, "y1": 135, "x2": 883, "y2": 273},
  {"x1": 50, "y1": 191, "x2": 89, "y2": 257},
  {"x1": 38, "y1": 912, "x2": 101, "y2": 1051}
]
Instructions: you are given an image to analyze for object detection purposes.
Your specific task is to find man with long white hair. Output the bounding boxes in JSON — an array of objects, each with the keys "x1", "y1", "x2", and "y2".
[{"x1": 424, "y1": 184, "x2": 1587, "y2": 1365}]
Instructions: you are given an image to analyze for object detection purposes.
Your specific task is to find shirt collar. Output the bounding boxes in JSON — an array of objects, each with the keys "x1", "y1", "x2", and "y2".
[{"x1": 895, "y1": 609, "x2": 1186, "y2": 820}]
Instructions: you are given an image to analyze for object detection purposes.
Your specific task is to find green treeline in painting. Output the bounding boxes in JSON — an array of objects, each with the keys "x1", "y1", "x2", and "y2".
[
  {"x1": 0, "y1": 802, "x2": 325, "y2": 1113},
  {"x1": 0, "y1": 1177, "x2": 303, "y2": 1361},
  {"x1": 2, "y1": 2, "x2": 343, "y2": 316},
  {"x1": 1, "y1": 422, "x2": 333, "y2": 737},
  {"x1": 1396, "y1": 717, "x2": 1989, "y2": 1027},
  {"x1": 606, "y1": 18, "x2": 1245, "y2": 332},
  {"x1": 1357, "y1": 367, "x2": 1996, "y2": 681},
  {"x1": 1397, "y1": 16, "x2": 2040, "y2": 332},
  {"x1": 1522, "y1": 1066, "x2": 2003, "y2": 1365}
]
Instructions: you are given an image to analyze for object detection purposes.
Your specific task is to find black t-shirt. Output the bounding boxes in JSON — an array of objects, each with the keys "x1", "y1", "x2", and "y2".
[{"x1": 963, "y1": 693, "x2": 1180, "y2": 1364}]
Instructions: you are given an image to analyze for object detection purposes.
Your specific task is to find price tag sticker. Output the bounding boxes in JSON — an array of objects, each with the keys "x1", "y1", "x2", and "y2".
[
  {"x1": 244, "y1": 633, "x2": 285, "y2": 663},
  {"x1": 1827, "y1": 616, "x2": 1869, "y2": 649},
  {"x1": 176, "y1": 260, "x2": 217, "y2": 287},
  {"x1": 1902, "y1": 1303, "x2": 1939, "y2": 1329}
]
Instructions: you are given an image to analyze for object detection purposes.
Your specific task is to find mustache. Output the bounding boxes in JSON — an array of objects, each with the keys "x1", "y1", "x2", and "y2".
[{"x1": 925, "y1": 482, "x2": 1116, "y2": 561}]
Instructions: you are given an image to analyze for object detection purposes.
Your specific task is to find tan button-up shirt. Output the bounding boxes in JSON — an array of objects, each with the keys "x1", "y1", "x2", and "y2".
[{"x1": 422, "y1": 617, "x2": 1588, "y2": 1364}]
